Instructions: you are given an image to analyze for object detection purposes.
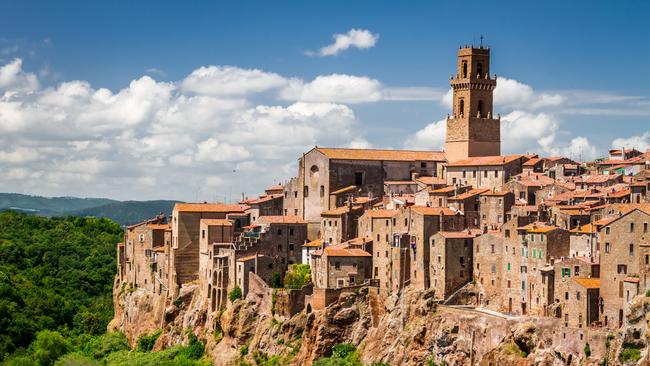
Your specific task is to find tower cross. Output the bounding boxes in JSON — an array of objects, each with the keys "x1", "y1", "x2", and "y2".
[{"x1": 480, "y1": 35, "x2": 484, "y2": 48}]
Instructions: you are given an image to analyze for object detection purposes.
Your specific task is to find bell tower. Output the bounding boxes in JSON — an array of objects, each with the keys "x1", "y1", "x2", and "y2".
[{"x1": 444, "y1": 43, "x2": 500, "y2": 162}]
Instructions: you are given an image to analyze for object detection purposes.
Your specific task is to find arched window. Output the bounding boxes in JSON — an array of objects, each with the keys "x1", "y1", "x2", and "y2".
[
  {"x1": 477, "y1": 62, "x2": 483, "y2": 77},
  {"x1": 462, "y1": 62, "x2": 468, "y2": 78},
  {"x1": 477, "y1": 100, "x2": 483, "y2": 117},
  {"x1": 459, "y1": 99, "x2": 465, "y2": 117},
  {"x1": 310, "y1": 165, "x2": 319, "y2": 174}
]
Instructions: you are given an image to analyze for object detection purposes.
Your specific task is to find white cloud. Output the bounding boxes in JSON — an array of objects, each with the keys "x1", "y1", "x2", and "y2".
[
  {"x1": 280, "y1": 74, "x2": 382, "y2": 104},
  {"x1": 310, "y1": 29, "x2": 379, "y2": 57},
  {"x1": 181, "y1": 65, "x2": 287, "y2": 96},
  {"x1": 545, "y1": 137, "x2": 598, "y2": 161},
  {"x1": 0, "y1": 59, "x2": 367, "y2": 200},
  {"x1": 403, "y1": 118, "x2": 446, "y2": 150},
  {"x1": 382, "y1": 87, "x2": 445, "y2": 101},
  {"x1": 611, "y1": 131, "x2": 650, "y2": 152},
  {"x1": 0, "y1": 58, "x2": 39, "y2": 92}
]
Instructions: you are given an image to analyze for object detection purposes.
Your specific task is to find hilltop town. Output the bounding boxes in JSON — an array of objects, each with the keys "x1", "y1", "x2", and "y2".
[{"x1": 111, "y1": 45, "x2": 650, "y2": 365}]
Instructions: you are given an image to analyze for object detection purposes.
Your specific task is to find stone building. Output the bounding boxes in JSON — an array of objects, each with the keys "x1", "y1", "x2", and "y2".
[
  {"x1": 479, "y1": 190, "x2": 514, "y2": 229},
  {"x1": 598, "y1": 208, "x2": 650, "y2": 328},
  {"x1": 429, "y1": 230, "x2": 481, "y2": 299},
  {"x1": 357, "y1": 209, "x2": 400, "y2": 292},
  {"x1": 320, "y1": 205, "x2": 363, "y2": 245},
  {"x1": 198, "y1": 219, "x2": 234, "y2": 308},
  {"x1": 245, "y1": 193, "x2": 283, "y2": 222},
  {"x1": 169, "y1": 203, "x2": 248, "y2": 297},
  {"x1": 552, "y1": 257, "x2": 600, "y2": 328},
  {"x1": 447, "y1": 188, "x2": 488, "y2": 227},
  {"x1": 445, "y1": 155, "x2": 525, "y2": 190},
  {"x1": 122, "y1": 215, "x2": 170, "y2": 293},
  {"x1": 310, "y1": 244, "x2": 372, "y2": 288},
  {"x1": 283, "y1": 147, "x2": 445, "y2": 239},
  {"x1": 473, "y1": 231, "x2": 504, "y2": 309},
  {"x1": 444, "y1": 45, "x2": 501, "y2": 162}
]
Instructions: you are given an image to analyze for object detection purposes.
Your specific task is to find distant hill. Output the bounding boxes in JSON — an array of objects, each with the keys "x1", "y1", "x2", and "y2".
[
  {"x1": 0, "y1": 193, "x2": 181, "y2": 225},
  {"x1": 69, "y1": 200, "x2": 180, "y2": 225}
]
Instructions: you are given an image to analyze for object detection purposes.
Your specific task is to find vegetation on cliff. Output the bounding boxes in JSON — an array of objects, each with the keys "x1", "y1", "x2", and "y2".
[{"x1": 0, "y1": 211, "x2": 122, "y2": 362}]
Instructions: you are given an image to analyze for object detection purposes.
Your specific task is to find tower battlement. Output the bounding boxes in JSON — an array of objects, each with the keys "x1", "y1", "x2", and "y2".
[{"x1": 444, "y1": 45, "x2": 501, "y2": 163}]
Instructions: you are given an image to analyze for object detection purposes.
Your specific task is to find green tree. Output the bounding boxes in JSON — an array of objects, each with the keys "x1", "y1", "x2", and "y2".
[
  {"x1": 283, "y1": 264, "x2": 311, "y2": 289},
  {"x1": 30, "y1": 330, "x2": 70, "y2": 366},
  {"x1": 229, "y1": 286, "x2": 243, "y2": 302}
]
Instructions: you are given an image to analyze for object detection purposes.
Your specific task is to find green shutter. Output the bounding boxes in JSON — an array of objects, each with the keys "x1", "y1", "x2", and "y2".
[{"x1": 508, "y1": 262, "x2": 511, "y2": 271}]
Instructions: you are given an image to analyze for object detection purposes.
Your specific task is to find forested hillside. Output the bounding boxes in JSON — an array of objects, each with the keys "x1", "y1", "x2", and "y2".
[
  {"x1": 0, "y1": 211, "x2": 209, "y2": 366},
  {"x1": 0, "y1": 194, "x2": 180, "y2": 225}
]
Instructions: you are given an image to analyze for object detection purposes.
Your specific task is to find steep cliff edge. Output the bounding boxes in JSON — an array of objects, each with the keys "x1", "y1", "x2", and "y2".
[{"x1": 111, "y1": 279, "x2": 649, "y2": 365}]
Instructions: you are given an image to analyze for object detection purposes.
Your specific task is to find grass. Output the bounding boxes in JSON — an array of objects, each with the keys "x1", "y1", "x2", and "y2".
[
  {"x1": 503, "y1": 342, "x2": 526, "y2": 358},
  {"x1": 619, "y1": 344, "x2": 641, "y2": 363}
]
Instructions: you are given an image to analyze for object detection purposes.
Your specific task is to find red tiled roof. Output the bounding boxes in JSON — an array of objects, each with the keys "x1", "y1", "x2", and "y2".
[
  {"x1": 384, "y1": 180, "x2": 417, "y2": 185},
  {"x1": 415, "y1": 176, "x2": 447, "y2": 186},
  {"x1": 364, "y1": 209, "x2": 399, "y2": 218},
  {"x1": 323, "y1": 244, "x2": 372, "y2": 257},
  {"x1": 237, "y1": 254, "x2": 265, "y2": 262},
  {"x1": 200, "y1": 219, "x2": 233, "y2": 226},
  {"x1": 575, "y1": 278, "x2": 600, "y2": 289},
  {"x1": 437, "y1": 229, "x2": 482, "y2": 238},
  {"x1": 174, "y1": 203, "x2": 248, "y2": 213},
  {"x1": 256, "y1": 215, "x2": 306, "y2": 224},
  {"x1": 315, "y1": 147, "x2": 446, "y2": 162},
  {"x1": 450, "y1": 188, "x2": 490, "y2": 200},
  {"x1": 518, "y1": 222, "x2": 559, "y2": 233},
  {"x1": 411, "y1": 206, "x2": 458, "y2": 216},
  {"x1": 446, "y1": 155, "x2": 523, "y2": 167},
  {"x1": 321, "y1": 205, "x2": 362, "y2": 216}
]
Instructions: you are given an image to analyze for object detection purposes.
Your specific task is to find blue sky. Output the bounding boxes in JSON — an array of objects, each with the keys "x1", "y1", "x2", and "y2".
[{"x1": 0, "y1": 1, "x2": 649, "y2": 201}]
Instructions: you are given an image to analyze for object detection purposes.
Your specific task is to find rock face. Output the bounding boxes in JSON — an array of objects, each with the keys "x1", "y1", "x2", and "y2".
[{"x1": 111, "y1": 278, "x2": 649, "y2": 365}]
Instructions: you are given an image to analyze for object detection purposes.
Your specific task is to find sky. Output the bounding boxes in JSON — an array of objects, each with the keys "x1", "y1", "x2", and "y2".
[{"x1": 0, "y1": 0, "x2": 649, "y2": 201}]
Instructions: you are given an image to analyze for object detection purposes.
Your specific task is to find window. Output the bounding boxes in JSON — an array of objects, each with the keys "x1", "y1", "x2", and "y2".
[
  {"x1": 565, "y1": 292, "x2": 569, "y2": 300},
  {"x1": 277, "y1": 229, "x2": 282, "y2": 235},
  {"x1": 202, "y1": 230, "x2": 205, "y2": 239},
  {"x1": 303, "y1": 186, "x2": 309, "y2": 197},
  {"x1": 507, "y1": 280, "x2": 511, "y2": 288},
  {"x1": 289, "y1": 244, "x2": 294, "y2": 251},
  {"x1": 507, "y1": 262, "x2": 511, "y2": 272},
  {"x1": 452, "y1": 177, "x2": 457, "y2": 184},
  {"x1": 354, "y1": 172, "x2": 364, "y2": 186},
  {"x1": 294, "y1": 191, "x2": 298, "y2": 198},
  {"x1": 494, "y1": 170, "x2": 498, "y2": 178},
  {"x1": 533, "y1": 249, "x2": 536, "y2": 258},
  {"x1": 630, "y1": 223, "x2": 635, "y2": 232},
  {"x1": 477, "y1": 100, "x2": 483, "y2": 117},
  {"x1": 320, "y1": 185, "x2": 325, "y2": 197},
  {"x1": 484, "y1": 170, "x2": 488, "y2": 178},
  {"x1": 491, "y1": 264, "x2": 496, "y2": 273},
  {"x1": 277, "y1": 244, "x2": 282, "y2": 251},
  {"x1": 421, "y1": 162, "x2": 426, "y2": 168},
  {"x1": 473, "y1": 170, "x2": 477, "y2": 178},
  {"x1": 334, "y1": 261, "x2": 340, "y2": 270},
  {"x1": 490, "y1": 244, "x2": 495, "y2": 254},
  {"x1": 505, "y1": 230, "x2": 510, "y2": 238},
  {"x1": 576, "y1": 292, "x2": 581, "y2": 300},
  {"x1": 460, "y1": 256, "x2": 465, "y2": 265},
  {"x1": 574, "y1": 266, "x2": 580, "y2": 276},
  {"x1": 476, "y1": 62, "x2": 483, "y2": 77},
  {"x1": 462, "y1": 61, "x2": 468, "y2": 78},
  {"x1": 645, "y1": 255, "x2": 649, "y2": 265},
  {"x1": 290, "y1": 228, "x2": 294, "y2": 236},
  {"x1": 605, "y1": 242, "x2": 610, "y2": 253},
  {"x1": 605, "y1": 227, "x2": 610, "y2": 235},
  {"x1": 540, "y1": 235, "x2": 544, "y2": 242},
  {"x1": 617, "y1": 265, "x2": 627, "y2": 274},
  {"x1": 629, "y1": 243, "x2": 634, "y2": 256},
  {"x1": 562, "y1": 268, "x2": 571, "y2": 277},
  {"x1": 645, "y1": 223, "x2": 648, "y2": 233},
  {"x1": 459, "y1": 99, "x2": 465, "y2": 116}
]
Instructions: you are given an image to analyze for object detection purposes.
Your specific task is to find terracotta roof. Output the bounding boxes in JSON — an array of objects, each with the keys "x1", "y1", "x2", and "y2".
[
  {"x1": 480, "y1": 189, "x2": 511, "y2": 196},
  {"x1": 384, "y1": 180, "x2": 417, "y2": 185},
  {"x1": 416, "y1": 176, "x2": 447, "y2": 186},
  {"x1": 237, "y1": 254, "x2": 265, "y2": 262},
  {"x1": 624, "y1": 277, "x2": 640, "y2": 283},
  {"x1": 410, "y1": 206, "x2": 458, "y2": 216},
  {"x1": 607, "y1": 189, "x2": 631, "y2": 198},
  {"x1": 450, "y1": 188, "x2": 490, "y2": 200},
  {"x1": 248, "y1": 194, "x2": 283, "y2": 204},
  {"x1": 342, "y1": 236, "x2": 372, "y2": 246},
  {"x1": 174, "y1": 203, "x2": 248, "y2": 213},
  {"x1": 265, "y1": 184, "x2": 284, "y2": 191},
  {"x1": 153, "y1": 247, "x2": 165, "y2": 253},
  {"x1": 321, "y1": 205, "x2": 362, "y2": 216},
  {"x1": 256, "y1": 215, "x2": 306, "y2": 224},
  {"x1": 446, "y1": 155, "x2": 523, "y2": 167},
  {"x1": 523, "y1": 158, "x2": 543, "y2": 166},
  {"x1": 200, "y1": 219, "x2": 233, "y2": 226},
  {"x1": 574, "y1": 278, "x2": 600, "y2": 289},
  {"x1": 146, "y1": 223, "x2": 171, "y2": 230},
  {"x1": 574, "y1": 174, "x2": 622, "y2": 184},
  {"x1": 518, "y1": 222, "x2": 559, "y2": 233},
  {"x1": 437, "y1": 229, "x2": 482, "y2": 239},
  {"x1": 330, "y1": 185, "x2": 357, "y2": 195},
  {"x1": 323, "y1": 244, "x2": 372, "y2": 257},
  {"x1": 430, "y1": 186, "x2": 457, "y2": 194},
  {"x1": 364, "y1": 209, "x2": 399, "y2": 218},
  {"x1": 571, "y1": 223, "x2": 597, "y2": 234},
  {"x1": 303, "y1": 239, "x2": 322, "y2": 247},
  {"x1": 315, "y1": 147, "x2": 446, "y2": 162}
]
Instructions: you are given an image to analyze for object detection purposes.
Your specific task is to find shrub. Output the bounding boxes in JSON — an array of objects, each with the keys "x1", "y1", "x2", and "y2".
[
  {"x1": 31, "y1": 330, "x2": 71, "y2": 366},
  {"x1": 239, "y1": 344, "x2": 249, "y2": 356},
  {"x1": 176, "y1": 332, "x2": 205, "y2": 360},
  {"x1": 136, "y1": 329, "x2": 162, "y2": 352},
  {"x1": 53, "y1": 352, "x2": 98, "y2": 366},
  {"x1": 584, "y1": 342, "x2": 591, "y2": 357},
  {"x1": 313, "y1": 343, "x2": 362, "y2": 366},
  {"x1": 272, "y1": 272, "x2": 282, "y2": 288},
  {"x1": 619, "y1": 345, "x2": 641, "y2": 363},
  {"x1": 173, "y1": 297, "x2": 184, "y2": 307},
  {"x1": 229, "y1": 286, "x2": 243, "y2": 302},
  {"x1": 283, "y1": 264, "x2": 312, "y2": 289},
  {"x1": 332, "y1": 343, "x2": 356, "y2": 359},
  {"x1": 645, "y1": 289, "x2": 650, "y2": 297},
  {"x1": 82, "y1": 332, "x2": 129, "y2": 359}
]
